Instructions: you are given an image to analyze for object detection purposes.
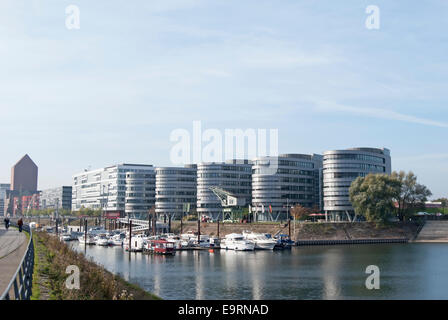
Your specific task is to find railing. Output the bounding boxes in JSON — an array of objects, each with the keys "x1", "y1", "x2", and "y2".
[
  {"x1": 412, "y1": 218, "x2": 427, "y2": 241},
  {"x1": 0, "y1": 223, "x2": 34, "y2": 300}
]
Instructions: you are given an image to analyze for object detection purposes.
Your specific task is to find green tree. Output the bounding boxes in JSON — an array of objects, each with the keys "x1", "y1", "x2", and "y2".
[
  {"x1": 391, "y1": 171, "x2": 432, "y2": 221},
  {"x1": 349, "y1": 174, "x2": 401, "y2": 224}
]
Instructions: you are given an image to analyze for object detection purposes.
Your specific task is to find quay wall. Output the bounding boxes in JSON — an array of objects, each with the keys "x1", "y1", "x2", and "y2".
[
  {"x1": 24, "y1": 217, "x2": 420, "y2": 242},
  {"x1": 172, "y1": 221, "x2": 419, "y2": 241}
]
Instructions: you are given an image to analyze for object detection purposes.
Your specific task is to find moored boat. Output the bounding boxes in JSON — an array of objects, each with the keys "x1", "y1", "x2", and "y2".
[
  {"x1": 161, "y1": 234, "x2": 183, "y2": 250},
  {"x1": 274, "y1": 234, "x2": 294, "y2": 249},
  {"x1": 60, "y1": 233, "x2": 72, "y2": 241},
  {"x1": 78, "y1": 234, "x2": 96, "y2": 245},
  {"x1": 124, "y1": 234, "x2": 145, "y2": 252},
  {"x1": 242, "y1": 231, "x2": 276, "y2": 250},
  {"x1": 145, "y1": 239, "x2": 175, "y2": 255},
  {"x1": 222, "y1": 233, "x2": 255, "y2": 251},
  {"x1": 95, "y1": 233, "x2": 110, "y2": 246},
  {"x1": 109, "y1": 233, "x2": 125, "y2": 246},
  {"x1": 180, "y1": 231, "x2": 196, "y2": 248}
]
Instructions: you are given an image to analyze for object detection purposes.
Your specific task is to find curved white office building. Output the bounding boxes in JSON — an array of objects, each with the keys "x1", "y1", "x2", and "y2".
[
  {"x1": 125, "y1": 169, "x2": 156, "y2": 219},
  {"x1": 323, "y1": 147, "x2": 391, "y2": 221},
  {"x1": 155, "y1": 165, "x2": 197, "y2": 219},
  {"x1": 197, "y1": 160, "x2": 252, "y2": 220},
  {"x1": 252, "y1": 154, "x2": 323, "y2": 221}
]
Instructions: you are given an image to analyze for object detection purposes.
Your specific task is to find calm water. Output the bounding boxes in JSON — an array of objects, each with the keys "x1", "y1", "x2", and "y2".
[{"x1": 70, "y1": 242, "x2": 448, "y2": 300}]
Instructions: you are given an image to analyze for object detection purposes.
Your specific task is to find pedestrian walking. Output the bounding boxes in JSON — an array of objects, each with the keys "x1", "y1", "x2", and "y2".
[
  {"x1": 18, "y1": 217, "x2": 23, "y2": 233},
  {"x1": 4, "y1": 214, "x2": 10, "y2": 230}
]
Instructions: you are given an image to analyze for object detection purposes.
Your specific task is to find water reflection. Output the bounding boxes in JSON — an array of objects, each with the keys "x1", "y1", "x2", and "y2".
[
  {"x1": 321, "y1": 248, "x2": 343, "y2": 299},
  {"x1": 70, "y1": 243, "x2": 448, "y2": 300}
]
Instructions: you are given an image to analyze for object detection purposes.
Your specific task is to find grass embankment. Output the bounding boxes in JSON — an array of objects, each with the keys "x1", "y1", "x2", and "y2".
[{"x1": 31, "y1": 232, "x2": 161, "y2": 300}]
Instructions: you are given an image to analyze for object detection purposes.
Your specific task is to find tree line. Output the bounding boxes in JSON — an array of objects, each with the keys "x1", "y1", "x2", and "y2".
[
  {"x1": 349, "y1": 171, "x2": 432, "y2": 223},
  {"x1": 290, "y1": 171, "x2": 435, "y2": 224}
]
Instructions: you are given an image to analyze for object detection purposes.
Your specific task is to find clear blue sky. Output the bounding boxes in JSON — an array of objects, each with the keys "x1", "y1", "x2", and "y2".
[{"x1": 0, "y1": 0, "x2": 447, "y2": 198}]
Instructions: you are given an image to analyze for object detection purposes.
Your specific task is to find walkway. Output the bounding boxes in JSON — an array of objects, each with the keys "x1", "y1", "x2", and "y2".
[
  {"x1": 0, "y1": 225, "x2": 27, "y2": 296},
  {"x1": 414, "y1": 221, "x2": 448, "y2": 242}
]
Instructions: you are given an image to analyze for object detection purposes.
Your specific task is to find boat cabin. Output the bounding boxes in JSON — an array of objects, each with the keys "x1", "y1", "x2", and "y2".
[{"x1": 148, "y1": 239, "x2": 175, "y2": 255}]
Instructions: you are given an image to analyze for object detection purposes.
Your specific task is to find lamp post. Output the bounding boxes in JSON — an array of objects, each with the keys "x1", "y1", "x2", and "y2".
[
  {"x1": 101, "y1": 183, "x2": 111, "y2": 229},
  {"x1": 55, "y1": 198, "x2": 59, "y2": 236}
]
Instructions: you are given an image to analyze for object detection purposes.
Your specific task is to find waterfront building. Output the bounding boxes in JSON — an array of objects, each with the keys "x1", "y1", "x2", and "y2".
[
  {"x1": 40, "y1": 186, "x2": 72, "y2": 210},
  {"x1": 155, "y1": 165, "x2": 197, "y2": 219},
  {"x1": 72, "y1": 163, "x2": 155, "y2": 218},
  {"x1": 323, "y1": 147, "x2": 392, "y2": 221},
  {"x1": 251, "y1": 154, "x2": 323, "y2": 221},
  {"x1": 197, "y1": 160, "x2": 252, "y2": 220},
  {"x1": 0, "y1": 183, "x2": 10, "y2": 216},
  {"x1": 125, "y1": 169, "x2": 156, "y2": 219}
]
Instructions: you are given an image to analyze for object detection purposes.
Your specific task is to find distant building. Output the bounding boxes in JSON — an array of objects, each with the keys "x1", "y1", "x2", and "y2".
[
  {"x1": 12, "y1": 194, "x2": 40, "y2": 216},
  {"x1": 424, "y1": 201, "x2": 444, "y2": 209},
  {"x1": 252, "y1": 154, "x2": 323, "y2": 221},
  {"x1": 124, "y1": 169, "x2": 156, "y2": 219},
  {"x1": 5, "y1": 154, "x2": 39, "y2": 216},
  {"x1": 323, "y1": 147, "x2": 392, "y2": 221},
  {"x1": 11, "y1": 154, "x2": 38, "y2": 192},
  {"x1": 197, "y1": 160, "x2": 252, "y2": 220},
  {"x1": 0, "y1": 183, "x2": 10, "y2": 216},
  {"x1": 72, "y1": 163, "x2": 155, "y2": 219},
  {"x1": 155, "y1": 165, "x2": 197, "y2": 219},
  {"x1": 40, "y1": 186, "x2": 73, "y2": 210}
]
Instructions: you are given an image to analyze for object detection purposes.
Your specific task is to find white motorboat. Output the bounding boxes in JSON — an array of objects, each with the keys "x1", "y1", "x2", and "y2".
[
  {"x1": 78, "y1": 234, "x2": 96, "y2": 245},
  {"x1": 193, "y1": 235, "x2": 211, "y2": 248},
  {"x1": 222, "y1": 233, "x2": 255, "y2": 251},
  {"x1": 161, "y1": 234, "x2": 183, "y2": 250},
  {"x1": 180, "y1": 238, "x2": 193, "y2": 248},
  {"x1": 88, "y1": 227, "x2": 108, "y2": 236},
  {"x1": 60, "y1": 233, "x2": 72, "y2": 241},
  {"x1": 242, "y1": 231, "x2": 276, "y2": 250},
  {"x1": 209, "y1": 237, "x2": 220, "y2": 248},
  {"x1": 180, "y1": 231, "x2": 196, "y2": 247},
  {"x1": 109, "y1": 233, "x2": 125, "y2": 246},
  {"x1": 95, "y1": 234, "x2": 110, "y2": 246}
]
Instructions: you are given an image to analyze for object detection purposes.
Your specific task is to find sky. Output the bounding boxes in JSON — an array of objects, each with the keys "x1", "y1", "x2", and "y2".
[{"x1": 0, "y1": 0, "x2": 447, "y2": 198}]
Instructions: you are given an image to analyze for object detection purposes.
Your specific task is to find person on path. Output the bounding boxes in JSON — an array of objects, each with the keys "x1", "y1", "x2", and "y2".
[
  {"x1": 17, "y1": 217, "x2": 23, "y2": 233},
  {"x1": 4, "y1": 214, "x2": 10, "y2": 230}
]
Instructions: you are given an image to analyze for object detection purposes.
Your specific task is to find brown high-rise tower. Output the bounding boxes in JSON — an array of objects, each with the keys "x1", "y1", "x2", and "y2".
[{"x1": 11, "y1": 154, "x2": 38, "y2": 192}]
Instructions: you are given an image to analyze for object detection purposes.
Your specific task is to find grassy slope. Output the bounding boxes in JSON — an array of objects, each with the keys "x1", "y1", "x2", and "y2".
[{"x1": 30, "y1": 232, "x2": 161, "y2": 300}]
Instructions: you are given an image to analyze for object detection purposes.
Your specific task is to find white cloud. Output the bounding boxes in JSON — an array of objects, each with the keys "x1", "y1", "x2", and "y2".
[
  {"x1": 313, "y1": 100, "x2": 448, "y2": 128},
  {"x1": 395, "y1": 153, "x2": 448, "y2": 162}
]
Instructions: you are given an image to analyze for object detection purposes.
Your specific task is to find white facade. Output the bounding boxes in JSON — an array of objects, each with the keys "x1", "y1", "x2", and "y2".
[
  {"x1": 72, "y1": 163, "x2": 155, "y2": 218},
  {"x1": 155, "y1": 165, "x2": 197, "y2": 218},
  {"x1": 197, "y1": 160, "x2": 252, "y2": 220},
  {"x1": 323, "y1": 147, "x2": 392, "y2": 220},
  {"x1": 252, "y1": 154, "x2": 323, "y2": 221}
]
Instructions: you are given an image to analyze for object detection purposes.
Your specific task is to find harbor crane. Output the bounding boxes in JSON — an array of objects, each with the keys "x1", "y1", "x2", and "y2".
[{"x1": 209, "y1": 187, "x2": 247, "y2": 222}]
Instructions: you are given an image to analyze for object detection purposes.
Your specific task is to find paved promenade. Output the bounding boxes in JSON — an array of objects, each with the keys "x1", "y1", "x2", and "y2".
[
  {"x1": 0, "y1": 225, "x2": 27, "y2": 297},
  {"x1": 415, "y1": 221, "x2": 448, "y2": 242}
]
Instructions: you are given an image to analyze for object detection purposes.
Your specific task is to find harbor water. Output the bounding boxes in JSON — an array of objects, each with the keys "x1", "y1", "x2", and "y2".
[{"x1": 70, "y1": 242, "x2": 448, "y2": 300}]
